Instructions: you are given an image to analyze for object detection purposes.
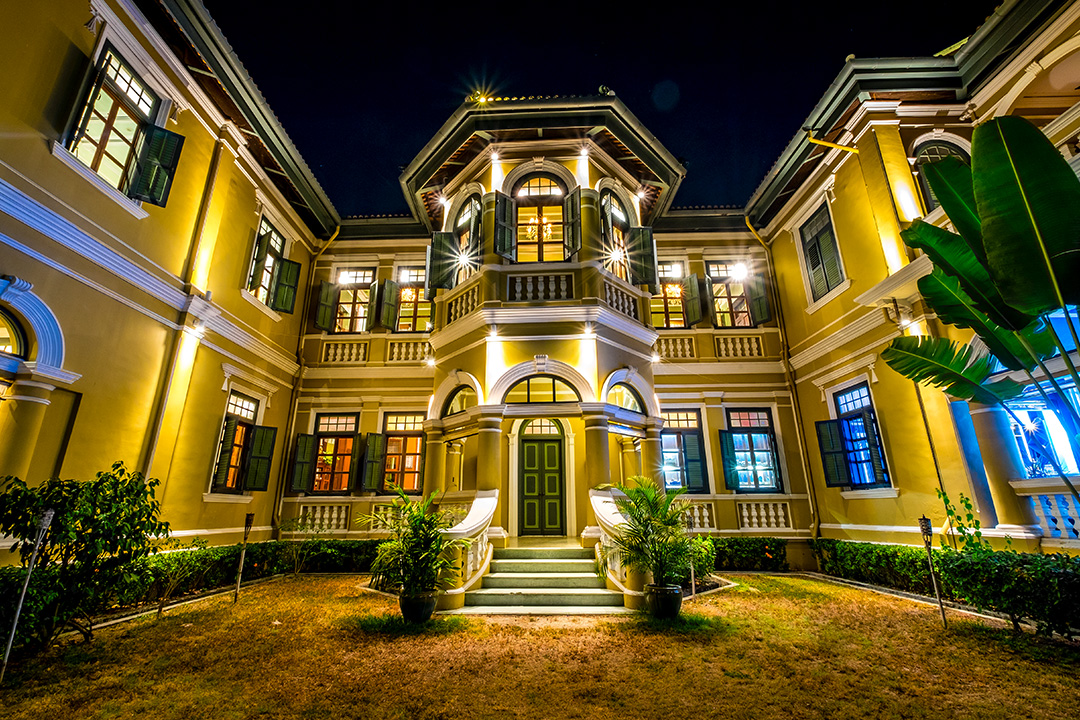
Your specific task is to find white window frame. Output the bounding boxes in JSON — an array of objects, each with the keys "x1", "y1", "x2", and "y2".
[
  {"x1": 204, "y1": 379, "x2": 270, "y2": 501},
  {"x1": 789, "y1": 195, "x2": 851, "y2": 315},
  {"x1": 825, "y1": 373, "x2": 898, "y2": 497},
  {"x1": 241, "y1": 214, "x2": 295, "y2": 319},
  {"x1": 721, "y1": 401, "x2": 791, "y2": 494}
]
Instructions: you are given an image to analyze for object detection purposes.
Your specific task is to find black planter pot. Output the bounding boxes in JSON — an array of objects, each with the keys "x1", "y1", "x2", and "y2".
[
  {"x1": 645, "y1": 584, "x2": 683, "y2": 619},
  {"x1": 399, "y1": 591, "x2": 439, "y2": 623}
]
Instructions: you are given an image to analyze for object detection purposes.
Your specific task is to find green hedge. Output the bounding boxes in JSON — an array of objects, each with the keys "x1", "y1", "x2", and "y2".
[
  {"x1": 809, "y1": 538, "x2": 936, "y2": 595},
  {"x1": 711, "y1": 537, "x2": 789, "y2": 571}
]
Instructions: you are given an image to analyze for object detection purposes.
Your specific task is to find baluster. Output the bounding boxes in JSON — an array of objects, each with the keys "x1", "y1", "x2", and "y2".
[
  {"x1": 523, "y1": 275, "x2": 532, "y2": 300},
  {"x1": 777, "y1": 503, "x2": 787, "y2": 528},
  {"x1": 560, "y1": 275, "x2": 568, "y2": 299},
  {"x1": 764, "y1": 503, "x2": 775, "y2": 528},
  {"x1": 751, "y1": 503, "x2": 762, "y2": 528},
  {"x1": 739, "y1": 503, "x2": 749, "y2": 529}
]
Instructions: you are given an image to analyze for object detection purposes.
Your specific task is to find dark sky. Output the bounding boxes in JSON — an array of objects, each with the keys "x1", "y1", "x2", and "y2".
[{"x1": 202, "y1": 1, "x2": 1001, "y2": 217}]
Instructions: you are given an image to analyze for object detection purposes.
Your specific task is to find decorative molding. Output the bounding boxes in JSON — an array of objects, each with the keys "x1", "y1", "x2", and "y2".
[
  {"x1": 654, "y1": 361, "x2": 786, "y2": 375},
  {"x1": 804, "y1": 278, "x2": 852, "y2": 315},
  {"x1": 789, "y1": 309, "x2": 887, "y2": 370},
  {"x1": 428, "y1": 370, "x2": 486, "y2": 419},
  {"x1": 221, "y1": 363, "x2": 280, "y2": 405},
  {"x1": 501, "y1": 157, "x2": 578, "y2": 195},
  {"x1": 839, "y1": 487, "x2": 900, "y2": 499},
  {"x1": 600, "y1": 366, "x2": 661, "y2": 417},
  {"x1": 810, "y1": 354, "x2": 879, "y2": 401},
  {"x1": 170, "y1": 524, "x2": 272, "y2": 538},
  {"x1": 201, "y1": 492, "x2": 255, "y2": 504},
  {"x1": 853, "y1": 254, "x2": 933, "y2": 309},
  {"x1": 49, "y1": 142, "x2": 149, "y2": 219},
  {"x1": 0, "y1": 275, "x2": 67, "y2": 370},
  {"x1": 239, "y1": 289, "x2": 283, "y2": 322},
  {"x1": 489, "y1": 357, "x2": 596, "y2": 404}
]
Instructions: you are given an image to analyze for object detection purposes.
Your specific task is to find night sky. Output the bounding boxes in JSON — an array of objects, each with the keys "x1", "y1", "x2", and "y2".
[{"x1": 201, "y1": 1, "x2": 1001, "y2": 217}]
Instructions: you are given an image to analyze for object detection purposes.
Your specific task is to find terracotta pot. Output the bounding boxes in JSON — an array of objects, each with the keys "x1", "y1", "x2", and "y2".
[
  {"x1": 399, "y1": 591, "x2": 439, "y2": 623},
  {"x1": 645, "y1": 584, "x2": 683, "y2": 619}
]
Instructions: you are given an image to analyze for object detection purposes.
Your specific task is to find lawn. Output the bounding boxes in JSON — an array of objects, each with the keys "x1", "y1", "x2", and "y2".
[{"x1": 2, "y1": 574, "x2": 1078, "y2": 719}]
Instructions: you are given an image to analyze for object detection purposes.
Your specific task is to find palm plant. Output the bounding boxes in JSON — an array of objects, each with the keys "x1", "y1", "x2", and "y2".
[
  {"x1": 598, "y1": 476, "x2": 693, "y2": 586},
  {"x1": 880, "y1": 116, "x2": 1080, "y2": 502}
]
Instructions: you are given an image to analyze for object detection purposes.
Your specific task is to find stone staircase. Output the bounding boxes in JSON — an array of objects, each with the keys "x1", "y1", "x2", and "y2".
[{"x1": 443, "y1": 546, "x2": 630, "y2": 615}]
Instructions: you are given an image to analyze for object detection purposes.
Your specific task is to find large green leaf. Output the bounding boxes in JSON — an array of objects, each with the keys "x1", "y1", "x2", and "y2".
[
  {"x1": 973, "y1": 116, "x2": 1080, "y2": 314},
  {"x1": 881, "y1": 335, "x2": 1024, "y2": 405},
  {"x1": 917, "y1": 268, "x2": 1052, "y2": 372},
  {"x1": 922, "y1": 156, "x2": 984, "y2": 262},
  {"x1": 901, "y1": 219, "x2": 1032, "y2": 331}
]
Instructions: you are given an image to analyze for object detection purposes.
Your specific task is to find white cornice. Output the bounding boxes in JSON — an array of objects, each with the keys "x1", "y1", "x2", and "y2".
[
  {"x1": 653, "y1": 361, "x2": 786, "y2": 375},
  {"x1": 853, "y1": 254, "x2": 933, "y2": 309},
  {"x1": 789, "y1": 309, "x2": 887, "y2": 370}
]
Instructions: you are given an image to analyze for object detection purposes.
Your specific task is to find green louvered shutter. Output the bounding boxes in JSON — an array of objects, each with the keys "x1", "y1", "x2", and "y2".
[
  {"x1": 347, "y1": 433, "x2": 365, "y2": 490},
  {"x1": 427, "y1": 231, "x2": 456, "y2": 300},
  {"x1": 564, "y1": 188, "x2": 581, "y2": 259},
  {"x1": 683, "y1": 432, "x2": 706, "y2": 493},
  {"x1": 211, "y1": 417, "x2": 239, "y2": 492},
  {"x1": 469, "y1": 204, "x2": 482, "y2": 258},
  {"x1": 248, "y1": 231, "x2": 271, "y2": 291},
  {"x1": 805, "y1": 240, "x2": 829, "y2": 301},
  {"x1": 627, "y1": 227, "x2": 658, "y2": 293},
  {"x1": 860, "y1": 410, "x2": 888, "y2": 485},
  {"x1": 816, "y1": 419, "x2": 851, "y2": 487},
  {"x1": 494, "y1": 191, "x2": 515, "y2": 259},
  {"x1": 820, "y1": 231, "x2": 844, "y2": 293},
  {"x1": 270, "y1": 258, "x2": 301, "y2": 313},
  {"x1": 361, "y1": 432, "x2": 386, "y2": 491},
  {"x1": 682, "y1": 273, "x2": 702, "y2": 326},
  {"x1": 378, "y1": 279, "x2": 400, "y2": 330},
  {"x1": 314, "y1": 281, "x2": 337, "y2": 331},
  {"x1": 290, "y1": 434, "x2": 316, "y2": 493},
  {"x1": 746, "y1": 275, "x2": 771, "y2": 325},
  {"x1": 126, "y1": 125, "x2": 185, "y2": 207},
  {"x1": 243, "y1": 426, "x2": 277, "y2": 491},
  {"x1": 366, "y1": 279, "x2": 381, "y2": 328},
  {"x1": 768, "y1": 432, "x2": 784, "y2": 492},
  {"x1": 718, "y1": 430, "x2": 741, "y2": 490}
]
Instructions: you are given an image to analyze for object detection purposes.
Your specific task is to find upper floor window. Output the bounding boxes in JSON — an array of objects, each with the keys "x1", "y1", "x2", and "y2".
[
  {"x1": 504, "y1": 375, "x2": 581, "y2": 403},
  {"x1": 601, "y1": 191, "x2": 631, "y2": 281},
  {"x1": 68, "y1": 45, "x2": 184, "y2": 207},
  {"x1": 516, "y1": 175, "x2": 566, "y2": 262},
  {"x1": 660, "y1": 410, "x2": 707, "y2": 494},
  {"x1": 247, "y1": 217, "x2": 300, "y2": 314},
  {"x1": 396, "y1": 266, "x2": 431, "y2": 332},
  {"x1": 443, "y1": 386, "x2": 478, "y2": 416},
  {"x1": 799, "y1": 204, "x2": 844, "y2": 303},
  {"x1": 210, "y1": 390, "x2": 277, "y2": 494},
  {"x1": 651, "y1": 262, "x2": 686, "y2": 329},
  {"x1": 707, "y1": 263, "x2": 752, "y2": 328},
  {"x1": 332, "y1": 267, "x2": 375, "y2": 333},
  {"x1": 454, "y1": 196, "x2": 482, "y2": 284},
  {"x1": 0, "y1": 309, "x2": 26, "y2": 358},
  {"x1": 719, "y1": 408, "x2": 781, "y2": 492},
  {"x1": 816, "y1": 382, "x2": 890, "y2": 489},
  {"x1": 606, "y1": 383, "x2": 644, "y2": 413},
  {"x1": 913, "y1": 141, "x2": 969, "y2": 213}
]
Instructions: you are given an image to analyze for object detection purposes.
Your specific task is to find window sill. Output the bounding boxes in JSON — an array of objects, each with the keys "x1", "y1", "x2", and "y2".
[
  {"x1": 202, "y1": 492, "x2": 254, "y2": 504},
  {"x1": 50, "y1": 141, "x2": 149, "y2": 219},
  {"x1": 804, "y1": 278, "x2": 852, "y2": 315},
  {"x1": 840, "y1": 487, "x2": 899, "y2": 499},
  {"x1": 241, "y1": 289, "x2": 282, "y2": 322}
]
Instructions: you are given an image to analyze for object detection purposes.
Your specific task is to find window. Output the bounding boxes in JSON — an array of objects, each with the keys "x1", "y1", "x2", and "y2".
[
  {"x1": 68, "y1": 45, "x2": 183, "y2": 206},
  {"x1": 719, "y1": 409, "x2": 781, "y2": 492},
  {"x1": 660, "y1": 410, "x2": 707, "y2": 493},
  {"x1": 0, "y1": 310, "x2": 26, "y2": 358},
  {"x1": 1008, "y1": 389, "x2": 1080, "y2": 478},
  {"x1": 707, "y1": 263, "x2": 752, "y2": 328},
  {"x1": 504, "y1": 375, "x2": 581, "y2": 403},
  {"x1": 600, "y1": 191, "x2": 631, "y2": 281},
  {"x1": 651, "y1": 262, "x2": 686, "y2": 328},
  {"x1": 606, "y1": 383, "x2": 644, "y2": 413},
  {"x1": 516, "y1": 176, "x2": 566, "y2": 263},
  {"x1": 443, "y1": 386, "x2": 478, "y2": 417},
  {"x1": 455, "y1": 196, "x2": 482, "y2": 285},
  {"x1": 312, "y1": 414, "x2": 360, "y2": 493},
  {"x1": 333, "y1": 268, "x2": 375, "y2": 333},
  {"x1": 913, "y1": 141, "x2": 969, "y2": 213},
  {"x1": 799, "y1": 204, "x2": 844, "y2": 302},
  {"x1": 815, "y1": 382, "x2": 890, "y2": 489},
  {"x1": 396, "y1": 266, "x2": 431, "y2": 332},
  {"x1": 210, "y1": 391, "x2": 277, "y2": 494},
  {"x1": 383, "y1": 414, "x2": 425, "y2": 492},
  {"x1": 522, "y1": 418, "x2": 561, "y2": 435},
  {"x1": 247, "y1": 217, "x2": 301, "y2": 313}
]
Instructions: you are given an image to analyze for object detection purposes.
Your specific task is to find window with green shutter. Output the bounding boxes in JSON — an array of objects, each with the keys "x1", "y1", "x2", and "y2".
[
  {"x1": 706, "y1": 262, "x2": 755, "y2": 328},
  {"x1": 243, "y1": 426, "x2": 277, "y2": 491},
  {"x1": 816, "y1": 382, "x2": 890, "y2": 489},
  {"x1": 660, "y1": 410, "x2": 709, "y2": 494},
  {"x1": 627, "y1": 226, "x2": 658, "y2": 293},
  {"x1": 125, "y1": 124, "x2": 184, "y2": 207},
  {"x1": 247, "y1": 217, "x2": 301, "y2": 314},
  {"x1": 600, "y1": 190, "x2": 631, "y2": 282},
  {"x1": 426, "y1": 231, "x2": 457, "y2": 300},
  {"x1": 309, "y1": 414, "x2": 360, "y2": 494},
  {"x1": 328, "y1": 268, "x2": 375, "y2": 333},
  {"x1": 211, "y1": 391, "x2": 277, "y2": 494},
  {"x1": 799, "y1": 204, "x2": 844, "y2": 302},
  {"x1": 269, "y1": 258, "x2": 301, "y2": 313},
  {"x1": 564, "y1": 188, "x2": 582, "y2": 259},
  {"x1": 290, "y1": 434, "x2": 316, "y2": 493},
  {"x1": 494, "y1": 190, "x2": 515, "y2": 260},
  {"x1": 719, "y1": 408, "x2": 782, "y2": 492}
]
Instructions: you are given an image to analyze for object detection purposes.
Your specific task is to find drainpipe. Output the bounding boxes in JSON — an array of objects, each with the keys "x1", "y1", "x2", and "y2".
[
  {"x1": 745, "y1": 216, "x2": 821, "y2": 539},
  {"x1": 804, "y1": 129, "x2": 860, "y2": 155},
  {"x1": 273, "y1": 225, "x2": 340, "y2": 531}
]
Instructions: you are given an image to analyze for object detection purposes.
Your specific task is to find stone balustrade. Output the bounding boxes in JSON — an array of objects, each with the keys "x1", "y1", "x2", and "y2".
[
  {"x1": 657, "y1": 336, "x2": 696, "y2": 359},
  {"x1": 387, "y1": 340, "x2": 432, "y2": 362},
  {"x1": 322, "y1": 340, "x2": 368, "y2": 363},
  {"x1": 507, "y1": 273, "x2": 574, "y2": 302},
  {"x1": 604, "y1": 282, "x2": 638, "y2": 320},
  {"x1": 738, "y1": 500, "x2": 791, "y2": 530},
  {"x1": 716, "y1": 334, "x2": 764, "y2": 358}
]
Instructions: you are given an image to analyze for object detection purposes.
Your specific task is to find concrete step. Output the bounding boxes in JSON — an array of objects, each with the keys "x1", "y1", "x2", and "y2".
[
  {"x1": 490, "y1": 558, "x2": 596, "y2": 574},
  {"x1": 442, "y1": 605, "x2": 634, "y2": 616},
  {"x1": 483, "y1": 572, "x2": 605, "y2": 589},
  {"x1": 464, "y1": 588, "x2": 624, "y2": 607},
  {"x1": 494, "y1": 547, "x2": 594, "y2": 560}
]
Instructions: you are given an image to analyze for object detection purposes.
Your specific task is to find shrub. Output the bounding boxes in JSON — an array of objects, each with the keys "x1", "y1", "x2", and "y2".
[
  {"x1": 678, "y1": 536, "x2": 716, "y2": 586},
  {"x1": 809, "y1": 539, "x2": 935, "y2": 595},
  {"x1": 712, "y1": 537, "x2": 789, "y2": 572}
]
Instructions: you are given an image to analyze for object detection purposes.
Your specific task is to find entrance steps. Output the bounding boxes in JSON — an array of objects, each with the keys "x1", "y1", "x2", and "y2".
[{"x1": 442, "y1": 546, "x2": 631, "y2": 615}]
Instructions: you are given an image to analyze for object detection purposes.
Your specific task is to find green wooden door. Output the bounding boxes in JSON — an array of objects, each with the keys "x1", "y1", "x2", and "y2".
[{"x1": 520, "y1": 439, "x2": 564, "y2": 535}]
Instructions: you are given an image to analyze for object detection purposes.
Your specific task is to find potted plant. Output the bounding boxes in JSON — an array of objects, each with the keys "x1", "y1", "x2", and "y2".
[
  {"x1": 598, "y1": 476, "x2": 694, "y2": 619},
  {"x1": 365, "y1": 489, "x2": 468, "y2": 623}
]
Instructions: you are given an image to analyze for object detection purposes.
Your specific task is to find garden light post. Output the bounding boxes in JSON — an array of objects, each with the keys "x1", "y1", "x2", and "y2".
[
  {"x1": 2, "y1": 508, "x2": 53, "y2": 685},
  {"x1": 685, "y1": 510, "x2": 696, "y2": 599},
  {"x1": 234, "y1": 512, "x2": 255, "y2": 603},
  {"x1": 919, "y1": 515, "x2": 947, "y2": 629}
]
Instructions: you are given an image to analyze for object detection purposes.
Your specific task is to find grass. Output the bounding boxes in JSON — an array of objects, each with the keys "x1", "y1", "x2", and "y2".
[{"x1": 2, "y1": 573, "x2": 1079, "y2": 719}]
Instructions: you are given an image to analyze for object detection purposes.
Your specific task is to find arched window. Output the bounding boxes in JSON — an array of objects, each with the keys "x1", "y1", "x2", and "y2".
[
  {"x1": 515, "y1": 174, "x2": 566, "y2": 263},
  {"x1": 913, "y1": 141, "x2": 969, "y2": 213},
  {"x1": 0, "y1": 309, "x2": 26, "y2": 358},
  {"x1": 606, "y1": 383, "x2": 644, "y2": 413},
  {"x1": 454, "y1": 195, "x2": 482, "y2": 284},
  {"x1": 443, "y1": 386, "x2": 478, "y2": 417},
  {"x1": 522, "y1": 418, "x2": 562, "y2": 436},
  {"x1": 504, "y1": 375, "x2": 581, "y2": 403},
  {"x1": 600, "y1": 190, "x2": 631, "y2": 281}
]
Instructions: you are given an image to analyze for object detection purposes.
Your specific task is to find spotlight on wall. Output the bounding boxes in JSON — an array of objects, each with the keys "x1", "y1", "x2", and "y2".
[
  {"x1": 651, "y1": 352, "x2": 660, "y2": 364},
  {"x1": 426, "y1": 357, "x2": 436, "y2": 367},
  {"x1": 731, "y1": 262, "x2": 749, "y2": 281},
  {"x1": 580, "y1": 147, "x2": 589, "y2": 157},
  {"x1": 637, "y1": 189, "x2": 646, "y2": 199},
  {"x1": 491, "y1": 151, "x2": 499, "y2": 161}
]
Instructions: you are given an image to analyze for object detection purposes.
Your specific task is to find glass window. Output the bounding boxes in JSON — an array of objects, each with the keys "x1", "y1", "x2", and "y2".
[
  {"x1": 213, "y1": 391, "x2": 259, "y2": 494},
  {"x1": 707, "y1": 263, "x2": 752, "y2": 328},
  {"x1": 1009, "y1": 391, "x2": 1080, "y2": 478},
  {"x1": 515, "y1": 175, "x2": 565, "y2": 263},
  {"x1": 660, "y1": 410, "x2": 707, "y2": 494},
  {"x1": 248, "y1": 217, "x2": 287, "y2": 305},
  {"x1": 914, "y1": 141, "x2": 969, "y2": 213},
  {"x1": 522, "y1": 419, "x2": 561, "y2": 435},
  {"x1": 726, "y1": 409, "x2": 781, "y2": 492},
  {"x1": 383, "y1": 414, "x2": 425, "y2": 492},
  {"x1": 606, "y1": 383, "x2": 644, "y2": 413},
  {"x1": 650, "y1": 262, "x2": 685, "y2": 328},
  {"x1": 455, "y1": 196, "x2": 482, "y2": 285},
  {"x1": 0, "y1": 310, "x2": 26, "y2": 357},
  {"x1": 600, "y1": 190, "x2": 631, "y2": 281},
  {"x1": 504, "y1": 376, "x2": 581, "y2": 404},
  {"x1": 443, "y1": 386, "x2": 477, "y2": 417},
  {"x1": 312, "y1": 414, "x2": 359, "y2": 493},
  {"x1": 800, "y1": 205, "x2": 844, "y2": 302},
  {"x1": 334, "y1": 267, "x2": 375, "y2": 333},
  {"x1": 832, "y1": 383, "x2": 890, "y2": 488},
  {"x1": 396, "y1": 266, "x2": 431, "y2": 332}
]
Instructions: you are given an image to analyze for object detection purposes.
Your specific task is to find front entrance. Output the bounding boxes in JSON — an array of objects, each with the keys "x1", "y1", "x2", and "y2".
[{"x1": 519, "y1": 435, "x2": 565, "y2": 535}]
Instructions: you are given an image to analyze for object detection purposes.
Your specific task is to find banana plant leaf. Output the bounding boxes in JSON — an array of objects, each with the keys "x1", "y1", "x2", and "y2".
[
  {"x1": 973, "y1": 116, "x2": 1080, "y2": 314},
  {"x1": 900, "y1": 219, "x2": 1032, "y2": 331},
  {"x1": 917, "y1": 268, "x2": 1055, "y2": 372},
  {"x1": 881, "y1": 335, "x2": 1024, "y2": 406},
  {"x1": 923, "y1": 156, "x2": 984, "y2": 262}
]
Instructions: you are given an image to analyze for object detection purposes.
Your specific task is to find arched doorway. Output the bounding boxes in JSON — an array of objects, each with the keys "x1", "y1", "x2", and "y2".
[{"x1": 519, "y1": 418, "x2": 565, "y2": 536}]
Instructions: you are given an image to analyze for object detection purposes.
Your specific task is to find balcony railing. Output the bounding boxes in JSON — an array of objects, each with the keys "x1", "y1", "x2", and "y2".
[
  {"x1": 716, "y1": 333, "x2": 764, "y2": 358},
  {"x1": 322, "y1": 340, "x2": 368, "y2": 363},
  {"x1": 507, "y1": 273, "x2": 574, "y2": 302}
]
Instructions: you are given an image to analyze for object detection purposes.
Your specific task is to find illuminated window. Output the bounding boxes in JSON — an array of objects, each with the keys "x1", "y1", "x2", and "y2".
[
  {"x1": 719, "y1": 409, "x2": 781, "y2": 492},
  {"x1": 211, "y1": 391, "x2": 276, "y2": 495},
  {"x1": 0, "y1": 310, "x2": 26, "y2": 358},
  {"x1": 650, "y1": 262, "x2": 685, "y2": 328},
  {"x1": 606, "y1": 383, "x2": 644, "y2": 413},
  {"x1": 247, "y1": 217, "x2": 294, "y2": 307},
  {"x1": 443, "y1": 386, "x2": 478, "y2": 416},
  {"x1": 816, "y1": 382, "x2": 890, "y2": 489},
  {"x1": 600, "y1": 191, "x2": 631, "y2": 281},
  {"x1": 396, "y1": 266, "x2": 431, "y2": 332},
  {"x1": 913, "y1": 141, "x2": 969, "y2": 213},
  {"x1": 455, "y1": 196, "x2": 482, "y2": 284},
  {"x1": 707, "y1": 263, "x2": 752, "y2": 328},
  {"x1": 504, "y1": 376, "x2": 581, "y2": 404},
  {"x1": 660, "y1": 410, "x2": 707, "y2": 493},
  {"x1": 800, "y1": 205, "x2": 844, "y2": 302},
  {"x1": 1009, "y1": 387, "x2": 1080, "y2": 479},
  {"x1": 334, "y1": 267, "x2": 375, "y2": 333},
  {"x1": 522, "y1": 419, "x2": 561, "y2": 435},
  {"x1": 383, "y1": 414, "x2": 425, "y2": 492},
  {"x1": 515, "y1": 175, "x2": 565, "y2": 263},
  {"x1": 312, "y1": 414, "x2": 359, "y2": 493}
]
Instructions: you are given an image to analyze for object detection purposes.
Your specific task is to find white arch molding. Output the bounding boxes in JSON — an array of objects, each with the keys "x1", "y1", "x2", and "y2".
[
  {"x1": 428, "y1": 369, "x2": 486, "y2": 420},
  {"x1": 488, "y1": 357, "x2": 596, "y2": 404},
  {"x1": 500, "y1": 158, "x2": 579, "y2": 196},
  {"x1": 0, "y1": 275, "x2": 79, "y2": 384},
  {"x1": 595, "y1": 177, "x2": 643, "y2": 227},
  {"x1": 906, "y1": 131, "x2": 972, "y2": 158},
  {"x1": 600, "y1": 366, "x2": 661, "y2": 418},
  {"x1": 441, "y1": 182, "x2": 487, "y2": 233},
  {"x1": 997, "y1": 32, "x2": 1080, "y2": 117},
  {"x1": 507, "y1": 416, "x2": 577, "y2": 538}
]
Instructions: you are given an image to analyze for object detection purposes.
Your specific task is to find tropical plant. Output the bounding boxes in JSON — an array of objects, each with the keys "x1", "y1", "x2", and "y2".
[
  {"x1": 880, "y1": 116, "x2": 1080, "y2": 502},
  {"x1": 597, "y1": 476, "x2": 693, "y2": 586},
  {"x1": 0, "y1": 462, "x2": 169, "y2": 646},
  {"x1": 278, "y1": 515, "x2": 328, "y2": 577},
  {"x1": 151, "y1": 536, "x2": 208, "y2": 619},
  {"x1": 365, "y1": 489, "x2": 468, "y2": 597}
]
